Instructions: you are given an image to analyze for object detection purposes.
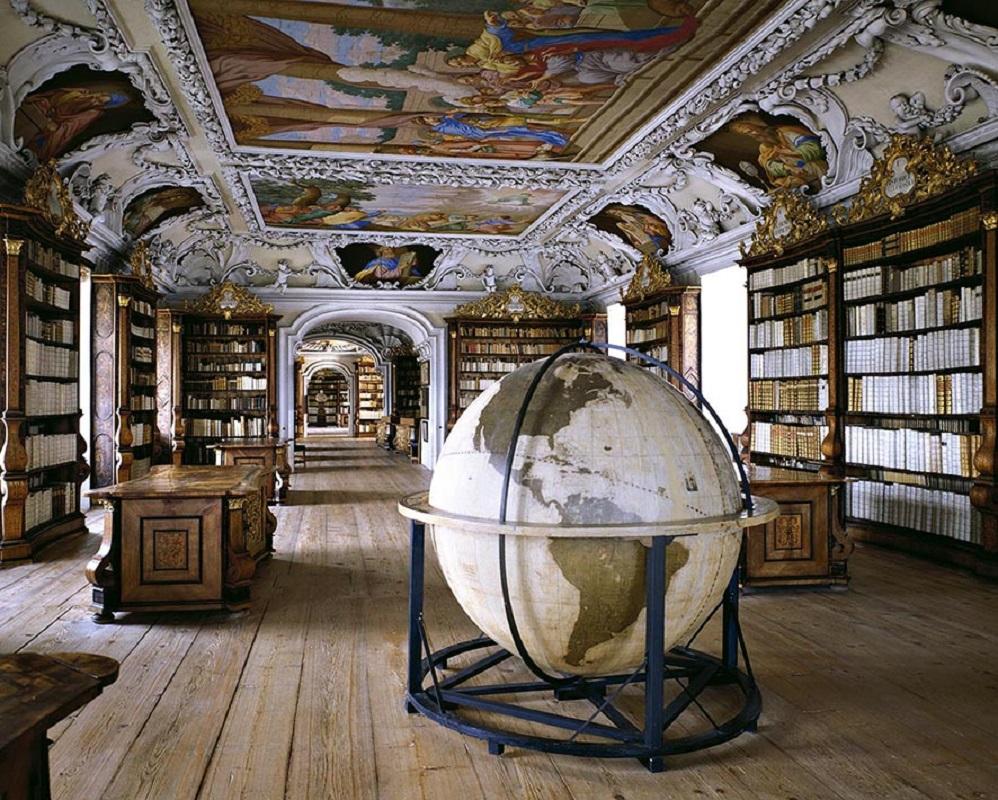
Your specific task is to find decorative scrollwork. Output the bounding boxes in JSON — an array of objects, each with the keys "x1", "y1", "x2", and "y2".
[
  {"x1": 23, "y1": 160, "x2": 89, "y2": 241},
  {"x1": 741, "y1": 189, "x2": 828, "y2": 257},
  {"x1": 186, "y1": 281, "x2": 273, "y2": 318},
  {"x1": 622, "y1": 254, "x2": 673, "y2": 304},
  {"x1": 835, "y1": 133, "x2": 978, "y2": 224},
  {"x1": 451, "y1": 286, "x2": 580, "y2": 322},
  {"x1": 129, "y1": 241, "x2": 155, "y2": 290}
]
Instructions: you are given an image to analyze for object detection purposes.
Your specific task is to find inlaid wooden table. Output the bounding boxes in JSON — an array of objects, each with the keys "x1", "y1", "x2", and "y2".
[
  {"x1": 210, "y1": 437, "x2": 290, "y2": 503},
  {"x1": 743, "y1": 465, "x2": 854, "y2": 589},
  {"x1": 87, "y1": 465, "x2": 276, "y2": 622},
  {"x1": 0, "y1": 652, "x2": 118, "y2": 800}
]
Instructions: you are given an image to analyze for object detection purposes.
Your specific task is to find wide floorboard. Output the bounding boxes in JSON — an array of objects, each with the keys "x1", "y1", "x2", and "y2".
[{"x1": 1, "y1": 438, "x2": 996, "y2": 799}]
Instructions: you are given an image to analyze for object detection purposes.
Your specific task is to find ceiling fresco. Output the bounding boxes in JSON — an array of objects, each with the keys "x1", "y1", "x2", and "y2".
[
  {"x1": 590, "y1": 203, "x2": 672, "y2": 255},
  {"x1": 337, "y1": 242, "x2": 439, "y2": 287},
  {"x1": 249, "y1": 176, "x2": 566, "y2": 235},
  {"x1": 123, "y1": 185, "x2": 206, "y2": 238}
]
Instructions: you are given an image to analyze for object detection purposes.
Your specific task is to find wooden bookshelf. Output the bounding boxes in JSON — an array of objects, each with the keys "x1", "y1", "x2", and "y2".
[
  {"x1": 446, "y1": 287, "x2": 593, "y2": 426},
  {"x1": 355, "y1": 358, "x2": 383, "y2": 437},
  {"x1": 91, "y1": 268, "x2": 160, "y2": 487},
  {"x1": 307, "y1": 368, "x2": 348, "y2": 428},
  {"x1": 0, "y1": 164, "x2": 90, "y2": 564},
  {"x1": 166, "y1": 283, "x2": 278, "y2": 466},
  {"x1": 622, "y1": 257, "x2": 701, "y2": 391},
  {"x1": 393, "y1": 353, "x2": 420, "y2": 419}
]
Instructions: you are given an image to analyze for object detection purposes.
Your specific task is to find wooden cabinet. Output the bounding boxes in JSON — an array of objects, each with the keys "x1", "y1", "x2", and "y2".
[
  {"x1": 0, "y1": 165, "x2": 90, "y2": 564},
  {"x1": 211, "y1": 437, "x2": 290, "y2": 503},
  {"x1": 91, "y1": 274, "x2": 160, "y2": 486},
  {"x1": 743, "y1": 466, "x2": 851, "y2": 588},
  {"x1": 86, "y1": 465, "x2": 275, "y2": 620}
]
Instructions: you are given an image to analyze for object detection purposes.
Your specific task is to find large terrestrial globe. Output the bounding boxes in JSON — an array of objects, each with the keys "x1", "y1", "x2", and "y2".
[{"x1": 429, "y1": 353, "x2": 744, "y2": 678}]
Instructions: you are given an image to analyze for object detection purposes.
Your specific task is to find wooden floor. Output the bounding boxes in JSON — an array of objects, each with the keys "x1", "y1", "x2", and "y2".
[{"x1": 2, "y1": 438, "x2": 997, "y2": 799}]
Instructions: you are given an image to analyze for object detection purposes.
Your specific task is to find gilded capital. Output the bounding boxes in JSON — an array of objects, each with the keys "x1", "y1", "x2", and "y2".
[
  {"x1": 117, "y1": 295, "x2": 132, "y2": 308},
  {"x1": 2, "y1": 237, "x2": 24, "y2": 256},
  {"x1": 228, "y1": 497, "x2": 245, "y2": 511}
]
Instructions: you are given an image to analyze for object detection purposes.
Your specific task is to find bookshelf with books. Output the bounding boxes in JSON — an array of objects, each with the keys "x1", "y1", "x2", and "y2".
[
  {"x1": 171, "y1": 283, "x2": 279, "y2": 466},
  {"x1": 0, "y1": 164, "x2": 90, "y2": 564},
  {"x1": 307, "y1": 368, "x2": 349, "y2": 428},
  {"x1": 446, "y1": 287, "x2": 589, "y2": 426},
  {"x1": 355, "y1": 358, "x2": 383, "y2": 437},
  {"x1": 91, "y1": 271, "x2": 160, "y2": 487},
  {"x1": 393, "y1": 353, "x2": 421, "y2": 419}
]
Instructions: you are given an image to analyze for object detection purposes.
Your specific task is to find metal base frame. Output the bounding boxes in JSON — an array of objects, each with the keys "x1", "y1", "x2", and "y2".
[{"x1": 405, "y1": 520, "x2": 761, "y2": 773}]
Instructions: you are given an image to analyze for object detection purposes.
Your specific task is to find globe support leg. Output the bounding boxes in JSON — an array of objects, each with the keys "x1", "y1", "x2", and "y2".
[
  {"x1": 641, "y1": 535, "x2": 670, "y2": 773},
  {"x1": 722, "y1": 568, "x2": 740, "y2": 671},
  {"x1": 405, "y1": 519, "x2": 426, "y2": 714}
]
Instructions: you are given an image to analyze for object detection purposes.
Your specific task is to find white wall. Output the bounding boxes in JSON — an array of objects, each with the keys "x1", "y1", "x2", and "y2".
[
  {"x1": 700, "y1": 265, "x2": 748, "y2": 437},
  {"x1": 606, "y1": 302, "x2": 626, "y2": 358}
]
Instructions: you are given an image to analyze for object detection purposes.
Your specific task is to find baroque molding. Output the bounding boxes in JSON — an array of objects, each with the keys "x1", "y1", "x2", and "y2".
[
  {"x1": 742, "y1": 189, "x2": 828, "y2": 257},
  {"x1": 451, "y1": 286, "x2": 581, "y2": 323},
  {"x1": 185, "y1": 280, "x2": 273, "y2": 318},
  {"x1": 622, "y1": 255, "x2": 673, "y2": 304}
]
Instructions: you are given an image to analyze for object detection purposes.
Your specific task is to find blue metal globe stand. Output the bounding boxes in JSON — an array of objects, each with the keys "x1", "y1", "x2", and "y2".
[{"x1": 404, "y1": 342, "x2": 762, "y2": 773}]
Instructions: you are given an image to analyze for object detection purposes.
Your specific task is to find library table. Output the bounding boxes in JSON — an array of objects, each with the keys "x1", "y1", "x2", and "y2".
[
  {"x1": 0, "y1": 652, "x2": 118, "y2": 800},
  {"x1": 86, "y1": 465, "x2": 274, "y2": 622},
  {"x1": 210, "y1": 436, "x2": 290, "y2": 503},
  {"x1": 742, "y1": 465, "x2": 853, "y2": 589}
]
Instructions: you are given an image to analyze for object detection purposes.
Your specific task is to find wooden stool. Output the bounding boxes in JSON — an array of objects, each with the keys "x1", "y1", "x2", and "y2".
[{"x1": 0, "y1": 652, "x2": 119, "y2": 800}]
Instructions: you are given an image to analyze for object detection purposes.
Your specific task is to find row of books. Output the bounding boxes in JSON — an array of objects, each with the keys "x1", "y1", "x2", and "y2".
[
  {"x1": 628, "y1": 322, "x2": 670, "y2": 344},
  {"x1": 185, "y1": 396, "x2": 266, "y2": 411},
  {"x1": 748, "y1": 257, "x2": 824, "y2": 291},
  {"x1": 461, "y1": 342, "x2": 562, "y2": 356},
  {"x1": 25, "y1": 482, "x2": 76, "y2": 532},
  {"x1": 458, "y1": 360, "x2": 519, "y2": 374},
  {"x1": 186, "y1": 340, "x2": 265, "y2": 354},
  {"x1": 26, "y1": 339, "x2": 78, "y2": 379},
  {"x1": 187, "y1": 322, "x2": 264, "y2": 336},
  {"x1": 131, "y1": 323, "x2": 155, "y2": 341},
  {"x1": 627, "y1": 300, "x2": 680, "y2": 324},
  {"x1": 847, "y1": 372, "x2": 981, "y2": 415},
  {"x1": 186, "y1": 359, "x2": 264, "y2": 373},
  {"x1": 844, "y1": 328, "x2": 980, "y2": 374},
  {"x1": 749, "y1": 344, "x2": 828, "y2": 379},
  {"x1": 458, "y1": 325, "x2": 580, "y2": 338},
  {"x1": 25, "y1": 241, "x2": 80, "y2": 278},
  {"x1": 186, "y1": 416, "x2": 265, "y2": 437},
  {"x1": 26, "y1": 380, "x2": 76, "y2": 416},
  {"x1": 133, "y1": 298, "x2": 155, "y2": 318},
  {"x1": 631, "y1": 344, "x2": 669, "y2": 366},
  {"x1": 846, "y1": 285, "x2": 982, "y2": 336},
  {"x1": 842, "y1": 248, "x2": 981, "y2": 301},
  {"x1": 458, "y1": 378, "x2": 499, "y2": 392},
  {"x1": 27, "y1": 313, "x2": 73, "y2": 345},
  {"x1": 25, "y1": 433, "x2": 77, "y2": 470},
  {"x1": 132, "y1": 345, "x2": 153, "y2": 364},
  {"x1": 751, "y1": 421, "x2": 827, "y2": 461},
  {"x1": 131, "y1": 369, "x2": 155, "y2": 387},
  {"x1": 131, "y1": 422, "x2": 152, "y2": 446},
  {"x1": 842, "y1": 208, "x2": 980, "y2": 266},
  {"x1": 131, "y1": 395, "x2": 155, "y2": 411},
  {"x1": 186, "y1": 377, "x2": 267, "y2": 391},
  {"x1": 847, "y1": 480, "x2": 979, "y2": 543},
  {"x1": 845, "y1": 425, "x2": 980, "y2": 477},
  {"x1": 26, "y1": 273, "x2": 71, "y2": 310},
  {"x1": 749, "y1": 310, "x2": 827, "y2": 349},
  {"x1": 750, "y1": 279, "x2": 826, "y2": 320},
  {"x1": 749, "y1": 378, "x2": 828, "y2": 412}
]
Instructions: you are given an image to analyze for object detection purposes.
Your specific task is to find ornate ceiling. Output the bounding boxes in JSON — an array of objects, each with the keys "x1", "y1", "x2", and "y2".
[{"x1": 0, "y1": 0, "x2": 996, "y2": 300}]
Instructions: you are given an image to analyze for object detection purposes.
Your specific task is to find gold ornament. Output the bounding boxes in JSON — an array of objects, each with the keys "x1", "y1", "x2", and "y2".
[
  {"x1": 186, "y1": 281, "x2": 273, "y2": 319},
  {"x1": 834, "y1": 133, "x2": 978, "y2": 224},
  {"x1": 622, "y1": 253, "x2": 673, "y2": 303},
  {"x1": 983, "y1": 212, "x2": 998, "y2": 231},
  {"x1": 452, "y1": 285, "x2": 581, "y2": 322},
  {"x1": 741, "y1": 189, "x2": 828, "y2": 258},
  {"x1": 2, "y1": 237, "x2": 24, "y2": 257},
  {"x1": 23, "y1": 160, "x2": 89, "y2": 241},
  {"x1": 129, "y1": 241, "x2": 156, "y2": 290}
]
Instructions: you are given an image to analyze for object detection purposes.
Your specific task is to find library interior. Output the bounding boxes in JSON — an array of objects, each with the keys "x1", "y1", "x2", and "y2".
[{"x1": 1, "y1": 1, "x2": 997, "y2": 798}]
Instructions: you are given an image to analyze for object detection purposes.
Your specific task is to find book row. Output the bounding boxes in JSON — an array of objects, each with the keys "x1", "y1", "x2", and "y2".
[
  {"x1": 847, "y1": 372, "x2": 982, "y2": 415},
  {"x1": 186, "y1": 376, "x2": 267, "y2": 391},
  {"x1": 847, "y1": 480, "x2": 979, "y2": 543},
  {"x1": 130, "y1": 369, "x2": 155, "y2": 387},
  {"x1": 845, "y1": 425, "x2": 980, "y2": 478},
  {"x1": 747, "y1": 257, "x2": 824, "y2": 292},
  {"x1": 131, "y1": 395, "x2": 155, "y2": 411},
  {"x1": 749, "y1": 378, "x2": 828, "y2": 412},
  {"x1": 132, "y1": 345, "x2": 153, "y2": 364},
  {"x1": 186, "y1": 359, "x2": 265, "y2": 373},
  {"x1": 25, "y1": 482, "x2": 76, "y2": 532},
  {"x1": 750, "y1": 344, "x2": 827, "y2": 379},
  {"x1": 26, "y1": 380, "x2": 76, "y2": 416},
  {"x1": 842, "y1": 207, "x2": 980, "y2": 266},
  {"x1": 749, "y1": 310, "x2": 827, "y2": 349},
  {"x1": 458, "y1": 377, "x2": 499, "y2": 392},
  {"x1": 26, "y1": 273, "x2": 71, "y2": 310},
  {"x1": 27, "y1": 313, "x2": 73, "y2": 345},
  {"x1": 26, "y1": 339, "x2": 78, "y2": 379},
  {"x1": 751, "y1": 421, "x2": 828, "y2": 461},
  {"x1": 133, "y1": 298, "x2": 154, "y2": 318},
  {"x1": 185, "y1": 396, "x2": 266, "y2": 411},
  {"x1": 458, "y1": 325, "x2": 581, "y2": 338},
  {"x1": 750, "y1": 279, "x2": 826, "y2": 319},
  {"x1": 131, "y1": 423, "x2": 152, "y2": 446},
  {"x1": 632, "y1": 344, "x2": 670, "y2": 366},
  {"x1": 187, "y1": 322, "x2": 265, "y2": 336},
  {"x1": 458, "y1": 360, "x2": 519, "y2": 374},
  {"x1": 460, "y1": 342, "x2": 563, "y2": 356},
  {"x1": 131, "y1": 323, "x2": 155, "y2": 340},
  {"x1": 844, "y1": 328, "x2": 980, "y2": 374},
  {"x1": 846, "y1": 284, "x2": 982, "y2": 337},
  {"x1": 186, "y1": 340, "x2": 265, "y2": 354},
  {"x1": 186, "y1": 416, "x2": 266, "y2": 437},
  {"x1": 25, "y1": 241, "x2": 80, "y2": 279},
  {"x1": 628, "y1": 322, "x2": 670, "y2": 344},
  {"x1": 25, "y1": 433, "x2": 77, "y2": 471},
  {"x1": 842, "y1": 247, "x2": 981, "y2": 301},
  {"x1": 627, "y1": 300, "x2": 681, "y2": 324}
]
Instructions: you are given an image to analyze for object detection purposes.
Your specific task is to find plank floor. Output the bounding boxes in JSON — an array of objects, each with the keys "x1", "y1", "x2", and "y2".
[{"x1": 2, "y1": 438, "x2": 997, "y2": 799}]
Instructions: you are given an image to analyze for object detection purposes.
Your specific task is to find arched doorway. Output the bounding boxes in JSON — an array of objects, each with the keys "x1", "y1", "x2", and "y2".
[{"x1": 306, "y1": 367, "x2": 350, "y2": 434}]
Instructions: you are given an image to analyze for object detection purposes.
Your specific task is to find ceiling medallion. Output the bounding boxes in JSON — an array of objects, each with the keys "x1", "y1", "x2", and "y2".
[
  {"x1": 185, "y1": 281, "x2": 273, "y2": 319},
  {"x1": 23, "y1": 160, "x2": 89, "y2": 241},
  {"x1": 622, "y1": 254, "x2": 673, "y2": 304},
  {"x1": 453, "y1": 286, "x2": 581, "y2": 323},
  {"x1": 741, "y1": 189, "x2": 828, "y2": 258},
  {"x1": 836, "y1": 133, "x2": 978, "y2": 224}
]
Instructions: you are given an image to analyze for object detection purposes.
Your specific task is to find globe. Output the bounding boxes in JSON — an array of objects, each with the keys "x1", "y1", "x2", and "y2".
[{"x1": 428, "y1": 353, "x2": 745, "y2": 678}]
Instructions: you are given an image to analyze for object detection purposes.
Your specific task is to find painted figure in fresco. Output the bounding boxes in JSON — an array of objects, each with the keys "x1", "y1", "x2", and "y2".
[
  {"x1": 421, "y1": 113, "x2": 571, "y2": 151},
  {"x1": 354, "y1": 247, "x2": 422, "y2": 284},
  {"x1": 728, "y1": 117, "x2": 829, "y2": 190},
  {"x1": 124, "y1": 186, "x2": 203, "y2": 238},
  {"x1": 265, "y1": 186, "x2": 372, "y2": 229},
  {"x1": 16, "y1": 85, "x2": 133, "y2": 161},
  {"x1": 602, "y1": 206, "x2": 672, "y2": 254}
]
